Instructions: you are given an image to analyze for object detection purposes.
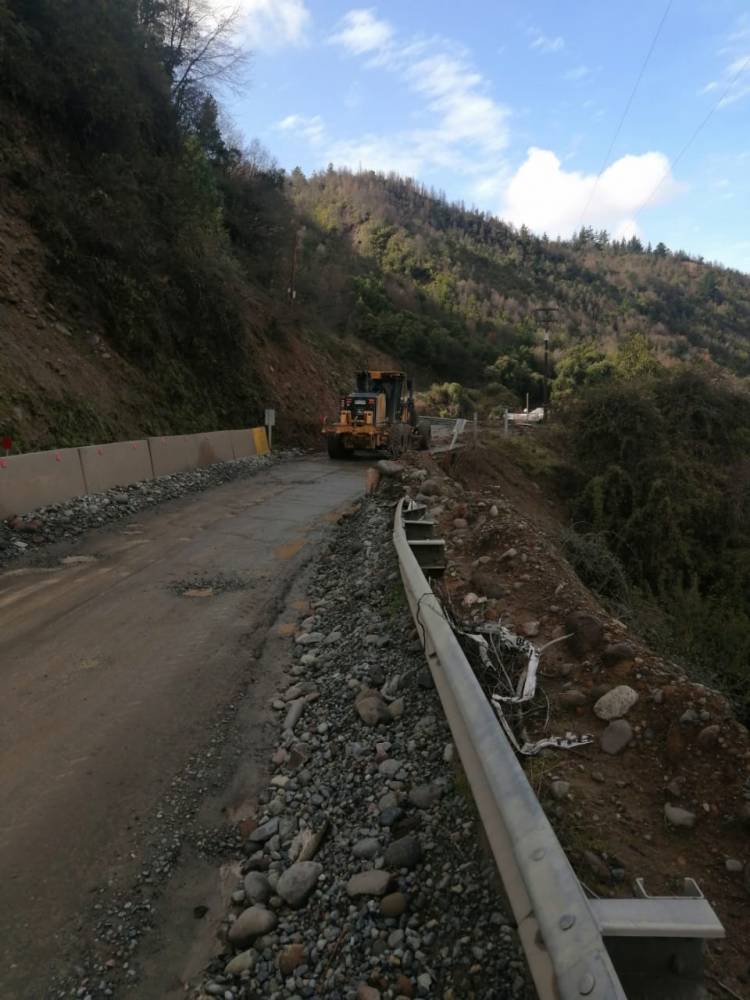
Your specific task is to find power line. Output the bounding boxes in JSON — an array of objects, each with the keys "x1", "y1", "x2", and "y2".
[
  {"x1": 634, "y1": 52, "x2": 750, "y2": 214},
  {"x1": 578, "y1": 0, "x2": 673, "y2": 231}
]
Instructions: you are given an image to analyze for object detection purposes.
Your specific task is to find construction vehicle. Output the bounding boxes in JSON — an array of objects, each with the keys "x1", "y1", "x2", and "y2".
[{"x1": 324, "y1": 370, "x2": 431, "y2": 459}]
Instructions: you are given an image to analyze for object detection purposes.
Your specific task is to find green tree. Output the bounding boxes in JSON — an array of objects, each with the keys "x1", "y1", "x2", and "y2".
[
  {"x1": 614, "y1": 334, "x2": 663, "y2": 380},
  {"x1": 553, "y1": 342, "x2": 615, "y2": 399},
  {"x1": 486, "y1": 345, "x2": 542, "y2": 403}
]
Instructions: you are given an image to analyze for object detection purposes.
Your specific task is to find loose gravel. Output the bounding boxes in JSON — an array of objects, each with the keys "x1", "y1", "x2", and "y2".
[
  {"x1": 0, "y1": 451, "x2": 299, "y2": 567},
  {"x1": 195, "y1": 492, "x2": 532, "y2": 1000}
]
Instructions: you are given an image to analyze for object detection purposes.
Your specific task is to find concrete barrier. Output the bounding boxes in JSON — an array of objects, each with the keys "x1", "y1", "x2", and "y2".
[
  {"x1": 231, "y1": 428, "x2": 257, "y2": 459},
  {"x1": 252, "y1": 427, "x2": 270, "y2": 456},
  {"x1": 197, "y1": 430, "x2": 235, "y2": 466},
  {"x1": 78, "y1": 440, "x2": 152, "y2": 495},
  {"x1": 0, "y1": 447, "x2": 87, "y2": 519},
  {"x1": 148, "y1": 430, "x2": 240, "y2": 477},
  {"x1": 1, "y1": 425, "x2": 272, "y2": 518},
  {"x1": 148, "y1": 434, "x2": 201, "y2": 478}
]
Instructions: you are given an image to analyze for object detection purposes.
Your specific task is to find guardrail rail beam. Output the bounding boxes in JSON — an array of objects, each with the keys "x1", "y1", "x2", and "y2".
[{"x1": 392, "y1": 498, "x2": 724, "y2": 1000}]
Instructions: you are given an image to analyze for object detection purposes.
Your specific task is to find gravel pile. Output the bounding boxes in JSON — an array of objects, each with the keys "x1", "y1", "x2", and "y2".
[
  {"x1": 196, "y1": 492, "x2": 531, "y2": 1000},
  {"x1": 0, "y1": 452, "x2": 296, "y2": 567}
]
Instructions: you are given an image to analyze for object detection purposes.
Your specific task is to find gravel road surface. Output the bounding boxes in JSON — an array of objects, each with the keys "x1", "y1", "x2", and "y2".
[{"x1": 0, "y1": 457, "x2": 364, "y2": 999}]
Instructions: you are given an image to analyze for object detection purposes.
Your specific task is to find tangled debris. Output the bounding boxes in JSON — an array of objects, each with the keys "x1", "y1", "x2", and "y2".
[{"x1": 453, "y1": 621, "x2": 593, "y2": 755}]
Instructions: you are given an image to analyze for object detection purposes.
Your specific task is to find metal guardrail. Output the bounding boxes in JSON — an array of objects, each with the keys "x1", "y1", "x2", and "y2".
[
  {"x1": 420, "y1": 416, "x2": 469, "y2": 453},
  {"x1": 393, "y1": 498, "x2": 724, "y2": 1000}
]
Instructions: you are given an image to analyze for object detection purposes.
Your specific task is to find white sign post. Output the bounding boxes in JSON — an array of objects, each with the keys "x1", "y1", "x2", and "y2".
[
  {"x1": 265, "y1": 408, "x2": 276, "y2": 450},
  {"x1": 450, "y1": 418, "x2": 467, "y2": 450}
]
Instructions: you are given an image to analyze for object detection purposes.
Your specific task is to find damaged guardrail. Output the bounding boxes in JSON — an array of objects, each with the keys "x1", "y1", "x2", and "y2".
[{"x1": 393, "y1": 497, "x2": 724, "y2": 1000}]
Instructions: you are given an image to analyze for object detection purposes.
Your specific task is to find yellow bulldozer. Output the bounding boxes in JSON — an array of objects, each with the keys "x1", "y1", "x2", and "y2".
[{"x1": 324, "y1": 370, "x2": 431, "y2": 459}]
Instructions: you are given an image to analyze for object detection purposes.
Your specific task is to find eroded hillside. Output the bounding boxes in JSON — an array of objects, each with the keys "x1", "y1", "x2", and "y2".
[{"x1": 396, "y1": 438, "x2": 750, "y2": 997}]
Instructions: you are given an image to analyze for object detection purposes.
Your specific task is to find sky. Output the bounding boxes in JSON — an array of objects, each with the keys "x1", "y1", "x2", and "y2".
[{"x1": 217, "y1": 0, "x2": 750, "y2": 272}]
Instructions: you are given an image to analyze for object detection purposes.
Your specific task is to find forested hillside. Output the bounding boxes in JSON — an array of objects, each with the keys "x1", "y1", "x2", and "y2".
[
  {"x1": 288, "y1": 168, "x2": 750, "y2": 394},
  {"x1": 2, "y1": 0, "x2": 750, "y2": 452},
  {"x1": 0, "y1": 0, "x2": 391, "y2": 449}
]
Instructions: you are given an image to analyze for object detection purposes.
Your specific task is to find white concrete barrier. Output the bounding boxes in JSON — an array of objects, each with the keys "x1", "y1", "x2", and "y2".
[
  {"x1": 196, "y1": 430, "x2": 234, "y2": 466},
  {"x1": 231, "y1": 428, "x2": 256, "y2": 459},
  {"x1": 1, "y1": 426, "x2": 271, "y2": 517},
  {"x1": 78, "y1": 440, "x2": 152, "y2": 495},
  {"x1": 0, "y1": 448, "x2": 87, "y2": 519}
]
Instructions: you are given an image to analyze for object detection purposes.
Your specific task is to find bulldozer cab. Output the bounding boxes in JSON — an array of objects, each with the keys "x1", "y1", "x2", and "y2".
[
  {"x1": 355, "y1": 371, "x2": 414, "y2": 426},
  {"x1": 325, "y1": 369, "x2": 427, "y2": 458}
]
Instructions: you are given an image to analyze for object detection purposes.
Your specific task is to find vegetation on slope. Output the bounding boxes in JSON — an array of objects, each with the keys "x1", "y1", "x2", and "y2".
[
  {"x1": 494, "y1": 345, "x2": 750, "y2": 719},
  {"x1": 0, "y1": 0, "x2": 292, "y2": 434},
  {"x1": 286, "y1": 169, "x2": 750, "y2": 396},
  {"x1": 3, "y1": 0, "x2": 750, "y2": 450}
]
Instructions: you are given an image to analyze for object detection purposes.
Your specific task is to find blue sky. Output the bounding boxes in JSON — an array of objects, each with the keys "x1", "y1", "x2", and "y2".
[{"x1": 221, "y1": 1, "x2": 750, "y2": 271}]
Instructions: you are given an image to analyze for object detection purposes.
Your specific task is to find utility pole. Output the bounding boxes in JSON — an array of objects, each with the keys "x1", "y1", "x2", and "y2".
[
  {"x1": 533, "y1": 306, "x2": 558, "y2": 420},
  {"x1": 288, "y1": 226, "x2": 305, "y2": 304}
]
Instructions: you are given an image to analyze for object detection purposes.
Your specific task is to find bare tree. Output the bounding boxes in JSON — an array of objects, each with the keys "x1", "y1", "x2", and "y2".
[
  {"x1": 143, "y1": 0, "x2": 250, "y2": 114},
  {"x1": 239, "y1": 137, "x2": 279, "y2": 177}
]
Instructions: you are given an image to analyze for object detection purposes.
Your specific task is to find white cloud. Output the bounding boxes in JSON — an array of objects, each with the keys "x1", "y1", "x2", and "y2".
[
  {"x1": 404, "y1": 52, "x2": 509, "y2": 154},
  {"x1": 276, "y1": 114, "x2": 325, "y2": 144},
  {"x1": 324, "y1": 11, "x2": 509, "y2": 177},
  {"x1": 530, "y1": 32, "x2": 565, "y2": 53},
  {"x1": 232, "y1": 0, "x2": 311, "y2": 51},
  {"x1": 717, "y1": 54, "x2": 750, "y2": 106},
  {"x1": 329, "y1": 8, "x2": 393, "y2": 54},
  {"x1": 702, "y1": 15, "x2": 750, "y2": 107},
  {"x1": 564, "y1": 65, "x2": 591, "y2": 81},
  {"x1": 500, "y1": 148, "x2": 681, "y2": 238},
  {"x1": 727, "y1": 13, "x2": 750, "y2": 46}
]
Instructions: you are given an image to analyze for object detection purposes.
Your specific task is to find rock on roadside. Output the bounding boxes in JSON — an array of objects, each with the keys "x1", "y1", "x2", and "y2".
[
  {"x1": 346, "y1": 870, "x2": 393, "y2": 897},
  {"x1": 600, "y1": 719, "x2": 633, "y2": 755},
  {"x1": 227, "y1": 905, "x2": 277, "y2": 946},
  {"x1": 276, "y1": 861, "x2": 323, "y2": 909},
  {"x1": 594, "y1": 685, "x2": 639, "y2": 721},
  {"x1": 354, "y1": 688, "x2": 391, "y2": 726}
]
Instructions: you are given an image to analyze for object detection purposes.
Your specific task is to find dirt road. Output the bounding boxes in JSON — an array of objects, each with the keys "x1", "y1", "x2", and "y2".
[{"x1": 0, "y1": 457, "x2": 364, "y2": 999}]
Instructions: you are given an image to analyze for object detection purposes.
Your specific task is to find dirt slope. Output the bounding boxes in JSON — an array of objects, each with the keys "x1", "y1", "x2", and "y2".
[
  {"x1": 401, "y1": 439, "x2": 750, "y2": 996},
  {"x1": 0, "y1": 189, "x2": 398, "y2": 452}
]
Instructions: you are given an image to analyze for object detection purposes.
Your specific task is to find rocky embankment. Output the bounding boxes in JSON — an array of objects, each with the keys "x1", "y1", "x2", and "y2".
[
  {"x1": 195, "y1": 492, "x2": 532, "y2": 1000},
  {"x1": 397, "y1": 447, "x2": 750, "y2": 996},
  {"x1": 0, "y1": 452, "x2": 295, "y2": 566}
]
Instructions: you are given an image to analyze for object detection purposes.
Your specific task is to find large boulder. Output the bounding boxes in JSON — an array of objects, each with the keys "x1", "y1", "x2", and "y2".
[
  {"x1": 227, "y1": 905, "x2": 277, "y2": 946},
  {"x1": 594, "y1": 685, "x2": 639, "y2": 720},
  {"x1": 565, "y1": 612, "x2": 604, "y2": 658},
  {"x1": 355, "y1": 688, "x2": 391, "y2": 726},
  {"x1": 602, "y1": 642, "x2": 636, "y2": 669},
  {"x1": 377, "y1": 460, "x2": 405, "y2": 477},
  {"x1": 664, "y1": 803, "x2": 696, "y2": 829},
  {"x1": 419, "y1": 478, "x2": 443, "y2": 496},
  {"x1": 243, "y1": 871, "x2": 271, "y2": 903},
  {"x1": 225, "y1": 950, "x2": 258, "y2": 976},
  {"x1": 276, "y1": 861, "x2": 322, "y2": 909},
  {"x1": 383, "y1": 835, "x2": 422, "y2": 870},
  {"x1": 248, "y1": 817, "x2": 279, "y2": 843},
  {"x1": 600, "y1": 719, "x2": 633, "y2": 755},
  {"x1": 346, "y1": 869, "x2": 393, "y2": 897},
  {"x1": 278, "y1": 943, "x2": 306, "y2": 976}
]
